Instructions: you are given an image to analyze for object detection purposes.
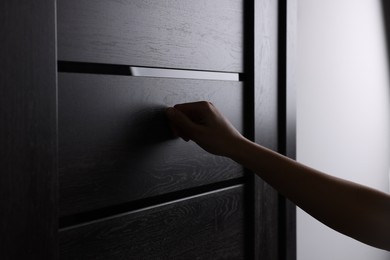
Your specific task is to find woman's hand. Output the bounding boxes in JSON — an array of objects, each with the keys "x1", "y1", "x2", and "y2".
[{"x1": 166, "y1": 101, "x2": 246, "y2": 157}]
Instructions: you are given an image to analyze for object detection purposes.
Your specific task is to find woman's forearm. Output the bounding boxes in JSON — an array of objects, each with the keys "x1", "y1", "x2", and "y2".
[
  {"x1": 232, "y1": 138, "x2": 390, "y2": 251},
  {"x1": 166, "y1": 102, "x2": 390, "y2": 251}
]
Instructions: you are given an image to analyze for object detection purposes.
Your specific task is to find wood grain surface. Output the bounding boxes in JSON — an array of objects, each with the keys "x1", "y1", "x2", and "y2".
[
  {"x1": 59, "y1": 73, "x2": 244, "y2": 216},
  {"x1": 0, "y1": 0, "x2": 57, "y2": 259},
  {"x1": 253, "y1": 0, "x2": 281, "y2": 259},
  {"x1": 60, "y1": 185, "x2": 246, "y2": 260},
  {"x1": 57, "y1": 0, "x2": 243, "y2": 72}
]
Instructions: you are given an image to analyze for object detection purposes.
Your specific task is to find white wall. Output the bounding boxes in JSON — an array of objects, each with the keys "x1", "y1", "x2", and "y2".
[{"x1": 297, "y1": 0, "x2": 390, "y2": 259}]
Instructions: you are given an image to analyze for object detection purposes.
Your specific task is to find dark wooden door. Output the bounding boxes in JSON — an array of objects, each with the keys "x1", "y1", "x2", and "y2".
[{"x1": 0, "y1": 0, "x2": 296, "y2": 259}]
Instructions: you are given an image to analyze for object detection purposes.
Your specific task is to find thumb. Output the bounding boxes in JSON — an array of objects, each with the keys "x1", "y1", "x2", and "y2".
[{"x1": 166, "y1": 107, "x2": 197, "y2": 141}]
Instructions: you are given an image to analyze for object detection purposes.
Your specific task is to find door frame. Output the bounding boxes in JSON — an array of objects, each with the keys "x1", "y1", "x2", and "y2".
[
  {"x1": 0, "y1": 0, "x2": 58, "y2": 259},
  {"x1": 247, "y1": 0, "x2": 297, "y2": 259}
]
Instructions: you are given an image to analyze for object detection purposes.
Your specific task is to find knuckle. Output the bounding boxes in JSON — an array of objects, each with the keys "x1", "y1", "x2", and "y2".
[{"x1": 200, "y1": 101, "x2": 214, "y2": 109}]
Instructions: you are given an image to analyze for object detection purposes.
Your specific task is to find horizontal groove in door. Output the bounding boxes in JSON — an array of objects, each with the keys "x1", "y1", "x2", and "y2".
[
  {"x1": 59, "y1": 73, "x2": 245, "y2": 216},
  {"x1": 60, "y1": 185, "x2": 246, "y2": 260},
  {"x1": 58, "y1": 61, "x2": 131, "y2": 76},
  {"x1": 130, "y1": 66, "x2": 240, "y2": 81},
  {"x1": 58, "y1": 61, "x2": 242, "y2": 81},
  {"x1": 59, "y1": 179, "x2": 246, "y2": 230}
]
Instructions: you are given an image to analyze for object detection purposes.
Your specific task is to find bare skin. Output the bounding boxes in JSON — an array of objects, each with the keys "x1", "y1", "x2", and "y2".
[{"x1": 166, "y1": 101, "x2": 390, "y2": 251}]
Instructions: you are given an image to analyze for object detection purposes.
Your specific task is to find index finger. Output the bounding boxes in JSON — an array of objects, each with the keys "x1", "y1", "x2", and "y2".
[{"x1": 173, "y1": 101, "x2": 214, "y2": 122}]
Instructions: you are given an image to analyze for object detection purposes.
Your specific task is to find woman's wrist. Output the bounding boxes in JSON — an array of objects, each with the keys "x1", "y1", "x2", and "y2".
[{"x1": 225, "y1": 136, "x2": 254, "y2": 162}]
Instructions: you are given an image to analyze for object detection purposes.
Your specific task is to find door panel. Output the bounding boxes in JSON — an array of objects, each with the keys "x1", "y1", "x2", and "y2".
[
  {"x1": 60, "y1": 185, "x2": 246, "y2": 260},
  {"x1": 59, "y1": 72, "x2": 244, "y2": 216},
  {"x1": 57, "y1": 0, "x2": 243, "y2": 72}
]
